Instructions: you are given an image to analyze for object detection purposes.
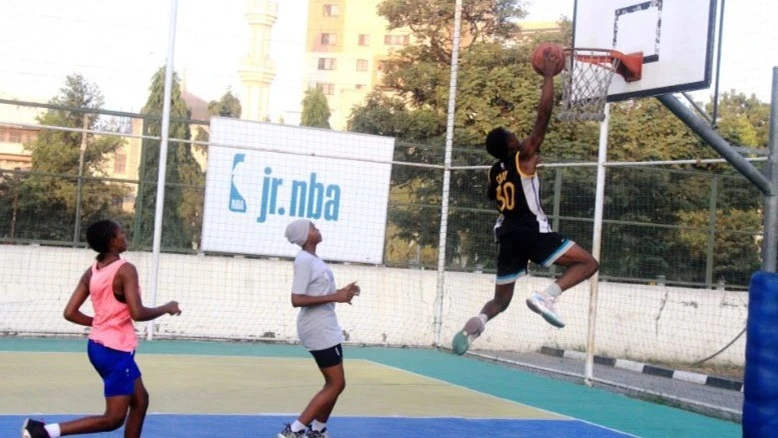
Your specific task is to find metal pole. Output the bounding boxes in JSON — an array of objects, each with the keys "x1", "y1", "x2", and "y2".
[
  {"x1": 10, "y1": 167, "x2": 20, "y2": 241},
  {"x1": 585, "y1": 103, "x2": 609, "y2": 385},
  {"x1": 73, "y1": 113, "x2": 88, "y2": 244},
  {"x1": 705, "y1": 176, "x2": 719, "y2": 287},
  {"x1": 761, "y1": 67, "x2": 778, "y2": 272},
  {"x1": 433, "y1": 0, "x2": 463, "y2": 347},
  {"x1": 711, "y1": 0, "x2": 726, "y2": 127},
  {"x1": 147, "y1": 0, "x2": 178, "y2": 340},
  {"x1": 550, "y1": 168, "x2": 563, "y2": 276},
  {"x1": 658, "y1": 94, "x2": 773, "y2": 196}
]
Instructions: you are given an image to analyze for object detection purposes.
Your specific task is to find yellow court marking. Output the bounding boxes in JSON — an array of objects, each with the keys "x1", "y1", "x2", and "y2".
[{"x1": 0, "y1": 352, "x2": 562, "y2": 419}]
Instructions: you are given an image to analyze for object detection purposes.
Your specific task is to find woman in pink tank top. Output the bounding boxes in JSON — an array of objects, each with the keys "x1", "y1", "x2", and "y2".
[{"x1": 22, "y1": 220, "x2": 182, "y2": 438}]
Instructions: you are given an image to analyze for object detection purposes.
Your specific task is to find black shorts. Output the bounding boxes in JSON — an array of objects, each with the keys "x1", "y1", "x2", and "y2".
[
  {"x1": 310, "y1": 344, "x2": 343, "y2": 368},
  {"x1": 496, "y1": 230, "x2": 575, "y2": 285}
]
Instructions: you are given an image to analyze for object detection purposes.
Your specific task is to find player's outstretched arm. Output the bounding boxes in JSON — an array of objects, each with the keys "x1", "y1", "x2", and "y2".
[
  {"x1": 521, "y1": 52, "x2": 560, "y2": 160},
  {"x1": 120, "y1": 263, "x2": 181, "y2": 321},
  {"x1": 63, "y1": 268, "x2": 94, "y2": 327}
]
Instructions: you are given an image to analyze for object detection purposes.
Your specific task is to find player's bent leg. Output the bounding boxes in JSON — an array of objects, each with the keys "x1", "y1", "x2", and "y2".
[
  {"x1": 553, "y1": 244, "x2": 599, "y2": 290},
  {"x1": 58, "y1": 395, "x2": 131, "y2": 435},
  {"x1": 526, "y1": 238, "x2": 597, "y2": 329},
  {"x1": 124, "y1": 378, "x2": 149, "y2": 438}
]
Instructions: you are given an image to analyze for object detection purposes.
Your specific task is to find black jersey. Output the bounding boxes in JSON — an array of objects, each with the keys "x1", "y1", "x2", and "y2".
[{"x1": 487, "y1": 151, "x2": 551, "y2": 233}]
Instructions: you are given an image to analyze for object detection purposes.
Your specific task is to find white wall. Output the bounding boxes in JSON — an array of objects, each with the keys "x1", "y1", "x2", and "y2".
[{"x1": 0, "y1": 246, "x2": 748, "y2": 365}]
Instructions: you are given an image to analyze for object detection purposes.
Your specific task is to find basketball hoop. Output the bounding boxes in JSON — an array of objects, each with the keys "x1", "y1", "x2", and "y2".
[{"x1": 559, "y1": 48, "x2": 643, "y2": 122}]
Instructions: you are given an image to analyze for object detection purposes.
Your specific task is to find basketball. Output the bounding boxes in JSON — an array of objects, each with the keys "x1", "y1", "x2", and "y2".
[{"x1": 532, "y1": 42, "x2": 565, "y2": 76}]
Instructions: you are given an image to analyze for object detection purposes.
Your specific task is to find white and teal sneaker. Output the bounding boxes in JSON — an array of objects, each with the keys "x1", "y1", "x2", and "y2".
[
  {"x1": 526, "y1": 292, "x2": 565, "y2": 328},
  {"x1": 452, "y1": 316, "x2": 485, "y2": 355}
]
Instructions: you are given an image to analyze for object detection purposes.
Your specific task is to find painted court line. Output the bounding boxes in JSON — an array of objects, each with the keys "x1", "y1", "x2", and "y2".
[{"x1": 361, "y1": 358, "x2": 636, "y2": 437}]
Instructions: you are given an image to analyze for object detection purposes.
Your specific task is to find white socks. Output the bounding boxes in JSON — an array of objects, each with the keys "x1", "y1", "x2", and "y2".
[
  {"x1": 311, "y1": 419, "x2": 327, "y2": 432},
  {"x1": 44, "y1": 424, "x2": 62, "y2": 438},
  {"x1": 478, "y1": 314, "x2": 488, "y2": 325},
  {"x1": 543, "y1": 282, "x2": 562, "y2": 298},
  {"x1": 291, "y1": 420, "x2": 307, "y2": 433}
]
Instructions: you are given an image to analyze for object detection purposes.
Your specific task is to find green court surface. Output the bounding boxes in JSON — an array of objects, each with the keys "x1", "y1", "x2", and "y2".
[{"x1": 1, "y1": 337, "x2": 740, "y2": 437}]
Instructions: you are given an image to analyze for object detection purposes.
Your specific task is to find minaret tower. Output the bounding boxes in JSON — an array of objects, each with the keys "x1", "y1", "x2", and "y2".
[{"x1": 239, "y1": 0, "x2": 277, "y2": 122}]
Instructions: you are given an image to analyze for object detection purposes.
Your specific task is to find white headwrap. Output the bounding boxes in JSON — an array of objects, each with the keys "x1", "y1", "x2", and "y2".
[{"x1": 284, "y1": 219, "x2": 312, "y2": 246}]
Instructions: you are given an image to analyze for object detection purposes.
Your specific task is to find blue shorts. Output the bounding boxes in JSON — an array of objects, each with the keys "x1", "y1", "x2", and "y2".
[{"x1": 87, "y1": 340, "x2": 141, "y2": 397}]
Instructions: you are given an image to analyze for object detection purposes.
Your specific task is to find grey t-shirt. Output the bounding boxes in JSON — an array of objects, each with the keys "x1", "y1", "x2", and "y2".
[{"x1": 291, "y1": 250, "x2": 343, "y2": 351}]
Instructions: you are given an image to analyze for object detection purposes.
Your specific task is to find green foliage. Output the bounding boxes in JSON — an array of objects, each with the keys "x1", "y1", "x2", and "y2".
[
  {"x1": 133, "y1": 67, "x2": 203, "y2": 250},
  {"x1": 708, "y1": 91, "x2": 770, "y2": 148},
  {"x1": 347, "y1": 0, "x2": 769, "y2": 285},
  {"x1": 0, "y1": 74, "x2": 129, "y2": 242},
  {"x1": 207, "y1": 89, "x2": 242, "y2": 119},
  {"x1": 196, "y1": 89, "x2": 243, "y2": 151},
  {"x1": 301, "y1": 88, "x2": 332, "y2": 129}
]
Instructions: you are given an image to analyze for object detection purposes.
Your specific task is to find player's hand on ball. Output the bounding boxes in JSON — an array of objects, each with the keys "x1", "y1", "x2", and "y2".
[
  {"x1": 166, "y1": 301, "x2": 182, "y2": 316},
  {"x1": 543, "y1": 50, "x2": 562, "y2": 77}
]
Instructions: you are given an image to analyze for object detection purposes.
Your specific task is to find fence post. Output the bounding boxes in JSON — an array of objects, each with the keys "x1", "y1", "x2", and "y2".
[
  {"x1": 73, "y1": 113, "x2": 89, "y2": 245},
  {"x1": 550, "y1": 168, "x2": 564, "y2": 276},
  {"x1": 705, "y1": 175, "x2": 719, "y2": 288},
  {"x1": 433, "y1": 0, "x2": 463, "y2": 347},
  {"x1": 585, "y1": 103, "x2": 610, "y2": 386}
]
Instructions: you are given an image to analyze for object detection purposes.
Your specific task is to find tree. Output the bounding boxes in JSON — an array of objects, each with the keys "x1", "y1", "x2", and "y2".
[
  {"x1": 207, "y1": 88, "x2": 242, "y2": 119},
  {"x1": 709, "y1": 91, "x2": 770, "y2": 148},
  {"x1": 300, "y1": 87, "x2": 332, "y2": 129},
  {"x1": 134, "y1": 67, "x2": 202, "y2": 250},
  {"x1": 347, "y1": 0, "x2": 769, "y2": 285},
  {"x1": 350, "y1": 1, "x2": 576, "y2": 267},
  {"x1": 194, "y1": 89, "x2": 243, "y2": 148},
  {"x1": 0, "y1": 74, "x2": 129, "y2": 242}
]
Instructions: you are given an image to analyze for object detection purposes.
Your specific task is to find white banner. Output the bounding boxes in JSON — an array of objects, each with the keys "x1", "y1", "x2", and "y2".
[{"x1": 202, "y1": 118, "x2": 395, "y2": 264}]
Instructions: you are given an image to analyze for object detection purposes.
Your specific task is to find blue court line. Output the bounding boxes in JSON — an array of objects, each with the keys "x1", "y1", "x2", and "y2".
[{"x1": 3, "y1": 414, "x2": 633, "y2": 438}]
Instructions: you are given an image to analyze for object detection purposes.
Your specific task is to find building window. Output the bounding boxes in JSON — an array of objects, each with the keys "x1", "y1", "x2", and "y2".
[
  {"x1": 323, "y1": 4, "x2": 339, "y2": 16},
  {"x1": 317, "y1": 83, "x2": 335, "y2": 95},
  {"x1": 358, "y1": 34, "x2": 370, "y2": 46},
  {"x1": 318, "y1": 58, "x2": 337, "y2": 70},
  {"x1": 114, "y1": 153, "x2": 126, "y2": 174},
  {"x1": 384, "y1": 34, "x2": 409, "y2": 46},
  {"x1": 320, "y1": 33, "x2": 337, "y2": 46},
  {"x1": 0, "y1": 128, "x2": 7, "y2": 142},
  {"x1": 355, "y1": 84, "x2": 366, "y2": 90},
  {"x1": 356, "y1": 59, "x2": 368, "y2": 72},
  {"x1": 8, "y1": 130, "x2": 21, "y2": 143}
]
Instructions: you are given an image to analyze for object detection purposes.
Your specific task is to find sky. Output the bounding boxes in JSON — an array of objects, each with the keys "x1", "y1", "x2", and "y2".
[{"x1": 0, "y1": 0, "x2": 775, "y2": 120}]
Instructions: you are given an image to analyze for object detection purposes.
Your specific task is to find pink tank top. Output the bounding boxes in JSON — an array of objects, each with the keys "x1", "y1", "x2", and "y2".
[{"x1": 87, "y1": 259, "x2": 138, "y2": 352}]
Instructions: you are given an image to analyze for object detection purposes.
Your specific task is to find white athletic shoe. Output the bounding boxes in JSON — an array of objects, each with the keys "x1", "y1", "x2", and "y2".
[
  {"x1": 526, "y1": 292, "x2": 565, "y2": 328},
  {"x1": 452, "y1": 316, "x2": 485, "y2": 355}
]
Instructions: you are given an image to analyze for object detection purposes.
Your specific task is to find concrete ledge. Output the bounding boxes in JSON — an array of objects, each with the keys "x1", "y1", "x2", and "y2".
[{"x1": 539, "y1": 346, "x2": 744, "y2": 393}]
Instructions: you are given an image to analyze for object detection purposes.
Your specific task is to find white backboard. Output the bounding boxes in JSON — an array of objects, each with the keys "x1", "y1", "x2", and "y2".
[{"x1": 573, "y1": 0, "x2": 717, "y2": 101}]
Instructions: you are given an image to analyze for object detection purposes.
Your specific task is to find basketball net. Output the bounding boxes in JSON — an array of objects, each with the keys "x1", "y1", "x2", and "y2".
[{"x1": 559, "y1": 48, "x2": 642, "y2": 123}]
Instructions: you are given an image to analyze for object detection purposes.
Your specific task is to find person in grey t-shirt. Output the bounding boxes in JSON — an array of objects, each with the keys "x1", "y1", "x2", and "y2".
[{"x1": 277, "y1": 219, "x2": 360, "y2": 438}]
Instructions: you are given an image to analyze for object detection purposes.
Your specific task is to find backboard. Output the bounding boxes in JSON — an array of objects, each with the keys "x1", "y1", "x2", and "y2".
[{"x1": 572, "y1": 0, "x2": 717, "y2": 102}]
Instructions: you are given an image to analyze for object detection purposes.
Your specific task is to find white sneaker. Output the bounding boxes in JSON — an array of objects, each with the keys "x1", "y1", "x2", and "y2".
[
  {"x1": 452, "y1": 316, "x2": 485, "y2": 355},
  {"x1": 526, "y1": 292, "x2": 565, "y2": 328}
]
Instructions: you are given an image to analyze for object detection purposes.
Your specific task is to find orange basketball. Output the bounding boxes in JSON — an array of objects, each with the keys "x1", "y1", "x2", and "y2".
[{"x1": 532, "y1": 42, "x2": 566, "y2": 76}]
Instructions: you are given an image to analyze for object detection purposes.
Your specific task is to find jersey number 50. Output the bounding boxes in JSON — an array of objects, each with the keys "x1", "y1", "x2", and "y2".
[{"x1": 496, "y1": 182, "x2": 515, "y2": 211}]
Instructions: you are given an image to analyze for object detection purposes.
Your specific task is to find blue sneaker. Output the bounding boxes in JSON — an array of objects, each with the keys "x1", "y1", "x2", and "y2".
[
  {"x1": 526, "y1": 292, "x2": 565, "y2": 328},
  {"x1": 452, "y1": 316, "x2": 485, "y2": 355}
]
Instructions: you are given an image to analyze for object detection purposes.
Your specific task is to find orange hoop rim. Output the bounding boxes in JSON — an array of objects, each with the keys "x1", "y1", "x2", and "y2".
[{"x1": 564, "y1": 48, "x2": 644, "y2": 83}]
